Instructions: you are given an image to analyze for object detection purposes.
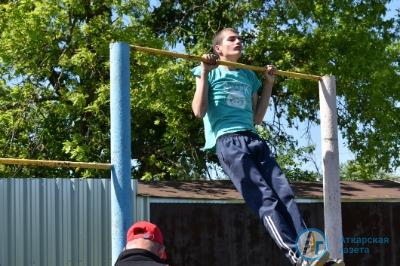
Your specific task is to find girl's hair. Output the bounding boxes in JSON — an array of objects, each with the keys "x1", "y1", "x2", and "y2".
[{"x1": 211, "y1": 28, "x2": 239, "y2": 54}]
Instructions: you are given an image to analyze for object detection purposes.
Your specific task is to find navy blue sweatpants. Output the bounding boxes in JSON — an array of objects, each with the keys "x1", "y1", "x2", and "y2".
[{"x1": 216, "y1": 131, "x2": 306, "y2": 265}]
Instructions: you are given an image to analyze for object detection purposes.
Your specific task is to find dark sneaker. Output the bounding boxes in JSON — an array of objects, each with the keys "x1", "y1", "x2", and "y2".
[
  {"x1": 310, "y1": 251, "x2": 330, "y2": 266},
  {"x1": 324, "y1": 259, "x2": 345, "y2": 266},
  {"x1": 297, "y1": 251, "x2": 330, "y2": 266}
]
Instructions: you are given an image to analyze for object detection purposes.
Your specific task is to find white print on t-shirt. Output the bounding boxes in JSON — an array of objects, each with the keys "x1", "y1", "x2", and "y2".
[{"x1": 225, "y1": 81, "x2": 252, "y2": 109}]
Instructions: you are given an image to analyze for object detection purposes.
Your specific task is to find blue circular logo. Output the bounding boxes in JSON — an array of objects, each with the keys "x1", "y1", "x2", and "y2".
[{"x1": 296, "y1": 228, "x2": 328, "y2": 261}]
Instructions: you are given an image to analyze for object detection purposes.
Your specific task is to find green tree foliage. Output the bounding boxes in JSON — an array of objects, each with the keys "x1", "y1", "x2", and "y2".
[
  {"x1": 0, "y1": 0, "x2": 162, "y2": 177},
  {"x1": 0, "y1": 1, "x2": 399, "y2": 180},
  {"x1": 251, "y1": 0, "x2": 400, "y2": 175},
  {"x1": 340, "y1": 160, "x2": 398, "y2": 180},
  {"x1": 146, "y1": 0, "x2": 400, "y2": 177}
]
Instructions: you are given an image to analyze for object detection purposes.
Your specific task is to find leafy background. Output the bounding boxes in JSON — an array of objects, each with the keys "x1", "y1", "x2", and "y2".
[{"x1": 0, "y1": 0, "x2": 399, "y2": 180}]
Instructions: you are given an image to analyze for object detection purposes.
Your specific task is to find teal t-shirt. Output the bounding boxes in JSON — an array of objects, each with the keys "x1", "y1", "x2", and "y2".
[{"x1": 192, "y1": 65, "x2": 262, "y2": 150}]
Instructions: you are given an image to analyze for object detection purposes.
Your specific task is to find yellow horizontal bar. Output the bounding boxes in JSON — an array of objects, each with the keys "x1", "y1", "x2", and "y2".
[
  {"x1": 0, "y1": 158, "x2": 112, "y2": 170},
  {"x1": 130, "y1": 45, "x2": 321, "y2": 81}
]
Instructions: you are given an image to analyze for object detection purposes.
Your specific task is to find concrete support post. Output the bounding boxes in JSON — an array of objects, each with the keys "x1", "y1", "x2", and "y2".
[
  {"x1": 110, "y1": 42, "x2": 132, "y2": 265},
  {"x1": 319, "y1": 75, "x2": 343, "y2": 259}
]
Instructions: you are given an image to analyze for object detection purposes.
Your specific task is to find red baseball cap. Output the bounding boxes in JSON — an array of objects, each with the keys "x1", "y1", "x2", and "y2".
[{"x1": 126, "y1": 221, "x2": 167, "y2": 260}]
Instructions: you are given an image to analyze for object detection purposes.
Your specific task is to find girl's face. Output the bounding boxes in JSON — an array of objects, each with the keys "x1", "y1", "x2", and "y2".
[{"x1": 215, "y1": 30, "x2": 242, "y2": 61}]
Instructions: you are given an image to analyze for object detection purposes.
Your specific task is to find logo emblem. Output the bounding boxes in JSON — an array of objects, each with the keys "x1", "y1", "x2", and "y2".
[
  {"x1": 296, "y1": 228, "x2": 328, "y2": 261},
  {"x1": 225, "y1": 81, "x2": 251, "y2": 109}
]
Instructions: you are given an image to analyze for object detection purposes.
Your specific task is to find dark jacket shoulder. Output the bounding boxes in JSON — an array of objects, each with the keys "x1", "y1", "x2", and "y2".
[{"x1": 115, "y1": 248, "x2": 166, "y2": 266}]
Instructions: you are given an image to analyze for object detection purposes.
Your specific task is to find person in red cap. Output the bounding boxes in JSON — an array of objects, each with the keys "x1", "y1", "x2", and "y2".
[{"x1": 114, "y1": 221, "x2": 168, "y2": 266}]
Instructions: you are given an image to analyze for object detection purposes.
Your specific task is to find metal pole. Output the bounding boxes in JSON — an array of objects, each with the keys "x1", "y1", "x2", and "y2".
[
  {"x1": 110, "y1": 42, "x2": 132, "y2": 265},
  {"x1": 131, "y1": 45, "x2": 321, "y2": 81},
  {"x1": 0, "y1": 158, "x2": 112, "y2": 170},
  {"x1": 318, "y1": 75, "x2": 343, "y2": 259}
]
